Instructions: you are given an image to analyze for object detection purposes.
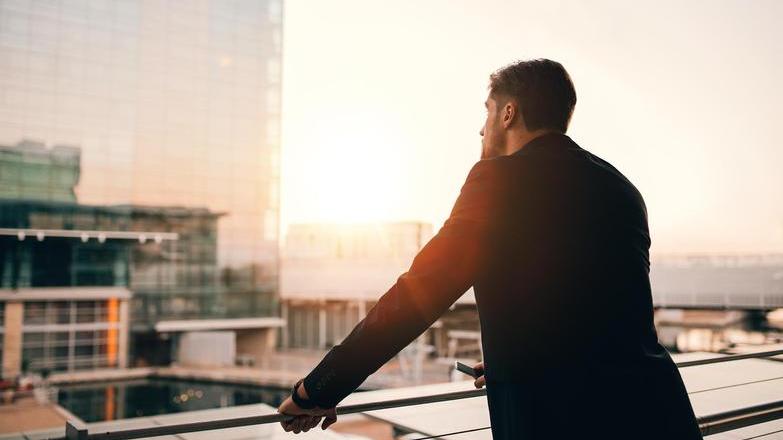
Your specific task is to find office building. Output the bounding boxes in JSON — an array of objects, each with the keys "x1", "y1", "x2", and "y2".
[{"x1": 0, "y1": 0, "x2": 283, "y2": 374}]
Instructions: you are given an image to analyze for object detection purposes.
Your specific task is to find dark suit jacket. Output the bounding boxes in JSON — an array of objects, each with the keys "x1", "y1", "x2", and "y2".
[{"x1": 302, "y1": 133, "x2": 702, "y2": 438}]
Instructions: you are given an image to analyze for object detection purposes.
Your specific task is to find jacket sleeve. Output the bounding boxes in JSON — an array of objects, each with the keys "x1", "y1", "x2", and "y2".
[{"x1": 301, "y1": 158, "x2": 506, "y2": 408}]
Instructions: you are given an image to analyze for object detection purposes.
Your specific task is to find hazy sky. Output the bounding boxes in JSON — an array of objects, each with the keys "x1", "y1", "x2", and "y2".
[{"x1": 280, "y1": 0, "x2": 782, "y2": 254}]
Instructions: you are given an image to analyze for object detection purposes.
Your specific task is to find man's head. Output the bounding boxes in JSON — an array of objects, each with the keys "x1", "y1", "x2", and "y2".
[{"x1": 480, "y1": 59, "x2": 577, "y2": 159}]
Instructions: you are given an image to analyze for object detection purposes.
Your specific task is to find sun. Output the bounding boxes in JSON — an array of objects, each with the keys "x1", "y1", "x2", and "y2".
[{"x1": 284, "y1": 110, "x2": 408, "y2": 225}]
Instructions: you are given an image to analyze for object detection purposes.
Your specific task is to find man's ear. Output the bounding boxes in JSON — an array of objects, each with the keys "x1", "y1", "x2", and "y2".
[{"x1": 502, "y1": 101, "x2": 517, "y2": 129}]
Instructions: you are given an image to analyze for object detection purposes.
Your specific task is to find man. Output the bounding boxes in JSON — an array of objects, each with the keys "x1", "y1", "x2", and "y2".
[{"x1": 277, "y1": 59, "x2": 702, "y2": 439}]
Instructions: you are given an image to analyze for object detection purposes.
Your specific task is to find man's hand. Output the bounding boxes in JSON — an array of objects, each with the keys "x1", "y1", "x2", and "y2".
[
  {"x1": 473, "y1": 361, "x2": 486, "y2": 389},
  {"x1": 276, "y1": 382, "x2": 337, "y2": 434}
]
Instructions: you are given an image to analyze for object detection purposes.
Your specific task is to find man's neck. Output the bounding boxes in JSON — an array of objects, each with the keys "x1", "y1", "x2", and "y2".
[{"x1": 504, "y1": 129, "x2": 558, "y2": 156}]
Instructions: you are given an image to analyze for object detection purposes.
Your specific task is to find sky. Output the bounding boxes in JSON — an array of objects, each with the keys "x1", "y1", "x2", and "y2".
[{"x1": 280, "y1": 0, "x2": 782, "y2": 255}]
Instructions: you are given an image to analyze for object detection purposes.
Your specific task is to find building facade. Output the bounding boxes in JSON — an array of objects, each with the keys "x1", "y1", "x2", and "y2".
[
  {"x1": 1, "y1": 287, "x2": 130, "y2": 377},
  {"x1": 0, "y1": 0, "x2": 283, "y2": 374},
  {"x1": 651, "y1": 254, "x2": 783, "y2": 309}
]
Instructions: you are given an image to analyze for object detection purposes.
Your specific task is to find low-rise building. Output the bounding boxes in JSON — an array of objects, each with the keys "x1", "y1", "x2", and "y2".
[
  {"x1": 0, "y1": 140, "x2": 281, "y2": 376},
  {"x1": 280, "y1": 222, "x2": 479, "y2": 360}
]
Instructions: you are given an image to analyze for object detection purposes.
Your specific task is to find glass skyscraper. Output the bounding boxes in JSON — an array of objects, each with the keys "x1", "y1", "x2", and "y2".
[{"x1": 0, "y1": 0, "x2": 283, "y2": 371}]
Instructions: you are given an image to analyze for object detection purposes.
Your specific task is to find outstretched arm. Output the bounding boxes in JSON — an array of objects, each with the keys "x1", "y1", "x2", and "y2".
[{"x1": 299, "y1": 158, "x2": 506, "y2": 409}]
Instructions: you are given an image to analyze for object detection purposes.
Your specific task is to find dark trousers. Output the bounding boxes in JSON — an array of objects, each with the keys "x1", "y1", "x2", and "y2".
[{"x1": 484, "y1": 375, "x2": 703, "y2": 440}]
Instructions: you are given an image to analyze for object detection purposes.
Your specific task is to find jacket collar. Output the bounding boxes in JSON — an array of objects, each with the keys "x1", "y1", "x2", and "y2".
[{"x1": 511, "y1": 132, "x2": 580, "y2": 156}]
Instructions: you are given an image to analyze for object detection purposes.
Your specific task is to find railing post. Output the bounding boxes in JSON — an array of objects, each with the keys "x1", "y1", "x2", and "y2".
[{"x1": 66, "y1": 419, "x2": 88, "y2": 440}]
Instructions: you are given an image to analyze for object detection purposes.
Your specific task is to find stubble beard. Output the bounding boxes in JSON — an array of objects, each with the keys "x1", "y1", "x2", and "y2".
[{"x1": 481, "y1": 136, "x2": 503, "y2": 160}]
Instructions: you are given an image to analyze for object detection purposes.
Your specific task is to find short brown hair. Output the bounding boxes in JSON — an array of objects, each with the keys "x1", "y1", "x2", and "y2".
[{"x1": 489, "y1": 59, "x2": 577, "y2": 133}]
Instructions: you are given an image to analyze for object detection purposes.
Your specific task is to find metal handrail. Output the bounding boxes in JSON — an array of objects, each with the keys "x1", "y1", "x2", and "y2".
[
  {"x1": 64, "y1": 389, "x2": 487, "y2": 440},
  {"x1": 676, "y1": 349, "x2": 783, "y2": 368},
  {"x1": 698, "y1": 399, "x2": 783, "y2": 436},
  {"x1": 407, "y1": 399, "x2": 783, "y2": 439},
  {"x1": 60, "y1": 348, "x2": 783, "y2": 440}
]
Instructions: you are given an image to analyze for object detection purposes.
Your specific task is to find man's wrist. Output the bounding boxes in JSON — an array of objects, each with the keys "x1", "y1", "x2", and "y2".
[
  {"x1": 297, "y1": 380, "x2": 310, "y2": 400},
  {"x1": 291, "y1": 379, "x2": 317, "y2": 409}
]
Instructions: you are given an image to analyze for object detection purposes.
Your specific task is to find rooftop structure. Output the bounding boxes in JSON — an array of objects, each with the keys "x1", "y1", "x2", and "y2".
[
  {"x1": 651, "y1": 254, "x2": 783, "y2": 309},
  {"x1": 0, "y1": 140, "x2": 80, "y2": 203}
]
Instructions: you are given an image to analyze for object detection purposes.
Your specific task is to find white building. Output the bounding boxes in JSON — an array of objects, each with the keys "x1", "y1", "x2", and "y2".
[{"x1": 280, "y1": 222, "x2": 479, "y2": 358}]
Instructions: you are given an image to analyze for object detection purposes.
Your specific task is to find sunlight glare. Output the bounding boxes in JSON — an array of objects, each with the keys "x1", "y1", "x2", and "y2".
[{"x1": 291, "y1": 110, "x2": 407, "y2": 224}]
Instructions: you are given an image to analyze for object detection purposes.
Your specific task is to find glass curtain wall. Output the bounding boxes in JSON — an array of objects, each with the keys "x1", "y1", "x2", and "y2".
[{"x1": 0, "y1": 0, "x2": 283, "y2": 365}]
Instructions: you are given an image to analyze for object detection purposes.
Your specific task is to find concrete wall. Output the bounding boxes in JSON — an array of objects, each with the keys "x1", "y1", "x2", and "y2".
[
  {"x1": 176, "y1": 331, "x2": 235, "y2": 367},
  {"x1": 2, "y1": 302, "x2": 22, "y2": 378},
  {"x1": 236, "y1": 328, "x2": 277, "y2": 364}
]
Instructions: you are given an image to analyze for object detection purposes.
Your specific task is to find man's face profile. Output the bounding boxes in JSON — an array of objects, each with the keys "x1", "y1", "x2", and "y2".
[{"x1": 480, "y1": 94, "x2": 504, "y2": 160}]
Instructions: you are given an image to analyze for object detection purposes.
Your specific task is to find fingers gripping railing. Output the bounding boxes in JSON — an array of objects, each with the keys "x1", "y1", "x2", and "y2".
[
  {"x1": 63, "y1": 388, "x2": 487, "y2": 440},
  {"x1": 62, "y1": 349, "x2": 783, "y2": 440}
]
